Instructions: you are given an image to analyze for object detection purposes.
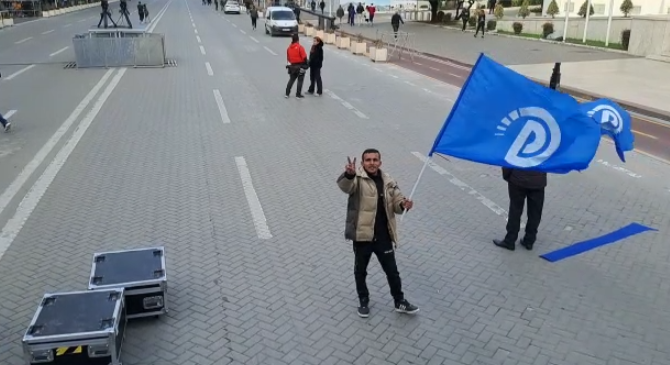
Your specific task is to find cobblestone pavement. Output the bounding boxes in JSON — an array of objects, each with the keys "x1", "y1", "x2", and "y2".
[{"x1": 0, "y1": 1, "x2": 670, "y2": 365}]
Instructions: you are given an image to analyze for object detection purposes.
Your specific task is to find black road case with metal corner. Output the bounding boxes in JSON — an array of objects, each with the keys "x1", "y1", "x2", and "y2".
[
  {"x1": 22, "y1": 289, "x2": 127, "y2": 365},
  {"x1": 88, "y1": 246, "x2": 168, "y2": 319}
]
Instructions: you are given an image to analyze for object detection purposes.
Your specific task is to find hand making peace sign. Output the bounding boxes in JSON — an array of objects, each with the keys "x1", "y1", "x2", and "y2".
[{"x1": 345, "y1": 157, "x2": 357, "y2": 175}]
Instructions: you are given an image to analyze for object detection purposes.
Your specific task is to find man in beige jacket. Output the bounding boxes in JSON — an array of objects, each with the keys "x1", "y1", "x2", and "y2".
[{"x1": 337, "y1": 148, "x2": 419, "y2": 318}]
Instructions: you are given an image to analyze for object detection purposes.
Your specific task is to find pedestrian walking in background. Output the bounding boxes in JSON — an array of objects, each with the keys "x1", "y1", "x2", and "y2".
[
  {"x1": 493, "y1": 168, "x2": 547, "y2": 251},
  {"x1": 337, "y1": 149, "x2": 419, "y2": 318},
  {"x1": 366, "y1": 3, "x2": 376, "y2": 26},
  {"x1": 390, "y1": 10, "x2": 403, "y2": 38},
  {"x1": 137, "y1": 1, "x2": 145, "y2": 23},
  {"x1": 347, "y1": 3, "x2": 355, "y2": 26},
  {"x1": 285, "y1": 33, "x2": 308, "y2": 99},
  {"x1": 356, "y1": 2, "x2": 364, "y2": 24},
  {"x1": 142, "y1": 3, "x2": 150, "y2": 23},
  {"x1": 336, "y1": 5, "x2": 344, "y2": 23},
  {"x1": 306, "y1": 36, "x2": 323, "y2": 96},
  {"x1": 249, "y1": 6, "x2": 258, "y2": 30},
  {"x1": 319, "y1": 0, "x2": 325, "y2": 13},
  {"x1": 461, "y1": 7, "x2": 470, "y2": 32},
  {"x1": 214, "y1": 0, "x2": 219, "y2": 11},
  {"x1": 474, "y1": 9, "x2": 486, "y2": 38}
]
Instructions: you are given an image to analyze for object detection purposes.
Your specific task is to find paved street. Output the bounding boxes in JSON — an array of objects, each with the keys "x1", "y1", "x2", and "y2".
[{"x1": 1, "y1": 1, "x2": 670, "y2": 365}]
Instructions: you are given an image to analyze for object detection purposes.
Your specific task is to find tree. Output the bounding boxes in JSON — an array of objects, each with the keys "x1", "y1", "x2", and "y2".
[
  {"x1": 620, "y1": 0, "x2": 633, "y2": 17},
  {"x1": 578, "y1": 0, "x2": 594, "y2": 17},
  {"x1": 494, "y1": 3, "x2": 504, "y2": 19},
  {"x1": 518, "y1": 0, "x2": 530, "y2": 19},
  {"x1": 547, "y1": 0, "x2": 559, "y2": 18}
]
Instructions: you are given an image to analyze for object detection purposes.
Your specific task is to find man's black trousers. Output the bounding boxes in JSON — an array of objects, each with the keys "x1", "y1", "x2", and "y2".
[
  {"x1": 504, "y1": 183, "x2": 544, "y2": 244},
  {"x1": 353, "y1": 240, "x2": 404, "y2": 302}
]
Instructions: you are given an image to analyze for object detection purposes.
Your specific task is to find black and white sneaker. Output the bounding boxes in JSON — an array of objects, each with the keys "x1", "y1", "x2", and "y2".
[
  {"x1": 296, "y1": 94, "x2": 305, "y2": 99},
  {"x1": 3, "y1": 122, "x2": 11, "y2": 132},
  {"x1": 284, "y1": 94, "x2": 289, "y2": 98},
  {"x1": 357, "y1": 298, "x2": 370, "y2": 318},
  {"x1": 395, "y1": 299, "x2": 419, "y2": 314}
]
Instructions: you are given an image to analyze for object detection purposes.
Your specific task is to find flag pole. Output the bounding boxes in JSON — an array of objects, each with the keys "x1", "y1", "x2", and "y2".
[{"x1": 400, "y1": 154, "x2": 431, "y2": 223}]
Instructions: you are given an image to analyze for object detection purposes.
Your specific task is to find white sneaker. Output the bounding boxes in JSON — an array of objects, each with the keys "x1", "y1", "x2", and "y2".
[{"x1": 4, "y1": 122, "x2": 11, "y2": 132}]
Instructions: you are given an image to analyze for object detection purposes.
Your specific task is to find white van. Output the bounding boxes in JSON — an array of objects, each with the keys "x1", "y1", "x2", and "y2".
[{"x1": 264, "y1": 6, "x2": 298, "y2": 36}]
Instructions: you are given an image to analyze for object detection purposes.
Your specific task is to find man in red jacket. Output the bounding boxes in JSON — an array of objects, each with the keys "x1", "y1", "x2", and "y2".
[
  {"x1": 366, "y1": 4, "x2": 376, "y2": 26},
  {"x1": 285, "y1": 33, "x2": 308, "y2": 99}
]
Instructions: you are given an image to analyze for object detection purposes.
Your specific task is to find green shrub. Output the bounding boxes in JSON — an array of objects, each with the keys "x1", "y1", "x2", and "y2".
[
  {"x1": 436, "y1": 10, "x2": 445, "y2": 22},
  {"x1": 487, "y1": 19, "x2": 497, "y2": 31},
  {"x1": 443, "y1": 12, "x2": 453, "y2": 22},
  {"x1": 494, "y1": 3, "x2": 504, "y2": 19},
  {"x1": 620, "y1": 0, "x2": 633, "y2": 17},
  {"x1": 468, "y1": 15, "x2": 476, "y2": 26},
  {"x1": 542, "y1": 22, "x2": 554, "y2": 38},
  {"x1": 621, "y1": 29, "x2": 631, "y2": 50},
  {"x1": 578, "y1": 0, "x2": 594, "y2": 17},
  {"x1": 518, "y1": 0, "x2": 530, "y2": 19},
  {"x1": 512, "y1": 21, "x2": 523, "y2": 34},
  {"x1": 547, "y1": 0, "x2": 559, "y2": 18}
]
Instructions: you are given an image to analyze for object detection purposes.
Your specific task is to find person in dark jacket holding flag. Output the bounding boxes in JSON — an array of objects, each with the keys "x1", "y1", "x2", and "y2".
[
  {"x1": 391, "y1": 11, "x2": 403, "y2": 38},
  {"x1": 493, "y1": 168, "x2": 547, "y2": 251},
  {"x1": 306, "y1": 36, "x2": 323, "y2": 96}
]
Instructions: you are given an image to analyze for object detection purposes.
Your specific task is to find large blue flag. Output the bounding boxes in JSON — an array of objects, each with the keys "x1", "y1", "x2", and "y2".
[
  {"x1": 580, "y1": 98, "x2": 634, "y2": 162},
  {"x1": 429, "y1": 54, "x2": 602, "y2": 174}
]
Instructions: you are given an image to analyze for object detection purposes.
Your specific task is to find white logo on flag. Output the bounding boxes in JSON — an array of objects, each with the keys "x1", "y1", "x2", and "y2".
[
  {"x1": 496, "y1": 107, "x2": 562, "y2": 168},
  {"x1": 588, "y1": 104, "x2": 623, "y2": 134}
]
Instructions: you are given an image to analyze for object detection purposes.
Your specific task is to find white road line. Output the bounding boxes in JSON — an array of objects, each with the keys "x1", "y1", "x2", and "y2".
[
  {"x1": 234, "y1": 156, "x2": 272, "y2": 240},
  {"x1": 324, "y1": 90, "x2": 368, "y2": 119},
  {"x1": 232, "y1": 23, "x2": 238, "y2": 28},
  {"x1": 192, "y1": 23, "x2": 196, "y2": 27},
  {"x1": 4, "y1": 65, "x2": 36, "y2": 81},
  {"x1": 390, "y1": 75, "x2": 399, "y2": 78},
  {"x1": 240, "y1": 29, "x2": 246, "y2": 34},
  {"x1": 49, "y1": 46, "x2": 69, "y2": 57},
  {"x1": 78, "y1": 18, "x2": 88, "y2": 22},
  {"x1": 414, "y1": 62, "x2": 423, "y2": 66},
  {"x1": 196, "y1": 35, "x2": 201, "y2": 43},
  {"x1": 263, "y1": 46, "x2": 277, "y2": 55},
  {"x1": 0, "y1": 70, "x2": 113, "y2": 219},
  {"x1": 596, "y1": 159, "x2": 642, "y2": 178},
  {"x1": 404, "y1": 81, "x2": 416, "y2": 86},
  {"x1": 205, "y1": 62, "x2": 214, "y2": 76},
  {"x1": 212, "y1": 89, "x2": 231, "y2": 124},
  {"x1": 0, "y1": 69, "x2": 123, "y2": 261},
  {"x1": 194, "y1": 28, "x2": 198, "y2": 34},
  {"x1": 3, "y1": 110, "x2": 17, "y2": 119},
  {"x1": 42, "y1": 29, "x2": 55, "y2": 34},
  {"x1": 250, "y1": 36, "x2": 259, "y2": 43},
  {"x1": 200, "y1": 45, "x2": 206, "y2": 55},
  {"x1": 429, "y1": 66, "x2": 439, "y2": 71},
  {"x1": 63, "y1": 23, "x2": 72, "y2": 28},
  {"x1": 15, "y1": 37, "x2": 33, "y2": 44},
  {"x1": 448, "y1": 73, "x2": 463, "y2": 78},
  {"x1": 411, "y1": 152, "x2": 521, "y2": 226}
]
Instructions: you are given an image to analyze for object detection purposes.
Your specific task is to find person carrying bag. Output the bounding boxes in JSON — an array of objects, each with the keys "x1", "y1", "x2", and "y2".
[{"x1": 285, "y1": 33, "x2": 308, "y2": 99}]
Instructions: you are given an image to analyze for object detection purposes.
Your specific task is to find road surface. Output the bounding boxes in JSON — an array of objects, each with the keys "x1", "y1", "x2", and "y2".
[{"x1": 0, "y1": 1, "x2": 670, "y2": 365}]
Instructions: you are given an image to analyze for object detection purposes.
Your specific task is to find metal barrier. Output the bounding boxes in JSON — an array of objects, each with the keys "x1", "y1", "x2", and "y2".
[
  {"x1": 72, "y1": 32, "x2": 166, "y2": 68},
  {"x1": 376, "y1": 30, "x2": 416, "y2": 61},
  {"x1": 298, "y1": 8, "x2": 336, "y2": 31}
]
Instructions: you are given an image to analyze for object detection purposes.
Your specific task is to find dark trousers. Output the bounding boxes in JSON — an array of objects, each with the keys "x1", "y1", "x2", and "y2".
[
  {"x1": 462, "y1": 18, "x2": 468, "y2": 31},
  {"x1": 139, "y1": 14, "x2": 144, "y2": 22},
  {"x1": 392, "y1": 24, "x2": 399, "y2": 37},
  {"x1": 285, "y1": 65, "x2": 305, "y2": 96},
  {"x1": 307, "y1": 67, "x2": 322, "y2": 94},
  {"x1": 353, "y1": 240, "x2": 404, "y2": 302},
  {"x1": 251, "y1": 17, "x2": 257, "y2": 28},
  {"x1": 0, "y1": 113, "x2": 6, "y2": 127},
  {"x1": 504, "y1": 183, "x2": 544, "y2": 244},
  {"x1": 475, "y1": 22, "x2": 485, "y2": 36}
]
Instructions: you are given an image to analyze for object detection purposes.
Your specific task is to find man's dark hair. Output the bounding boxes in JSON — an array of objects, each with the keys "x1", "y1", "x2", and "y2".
[
  {"x1": 291, "y1": 33, "x2": 300, "y2": 43},
  {"x1": 361, "y1": 148, "x2": 381, "y2": 160}
]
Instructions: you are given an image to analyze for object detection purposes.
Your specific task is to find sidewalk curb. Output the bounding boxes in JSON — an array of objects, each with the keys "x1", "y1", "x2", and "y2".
[{"x1": 334, "y1": 26, "x2": 670, "y2": 121}]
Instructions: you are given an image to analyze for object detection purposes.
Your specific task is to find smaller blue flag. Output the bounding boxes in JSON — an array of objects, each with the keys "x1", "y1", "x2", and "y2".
[
  {"x1": 580, "y1": 99, "x2": 635, "y2": 162},
  {"x1": 429, "y1": 54, "x2": 602, "y2": 174}
]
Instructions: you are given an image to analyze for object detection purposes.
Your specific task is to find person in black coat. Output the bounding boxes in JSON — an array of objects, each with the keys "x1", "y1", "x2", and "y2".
[
  {"x1": 493, "y1": 168, "x2": 547, "y2": 251},
  {"x1": 306, "y1": 36, "x2": 324, "y2": 96}
]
